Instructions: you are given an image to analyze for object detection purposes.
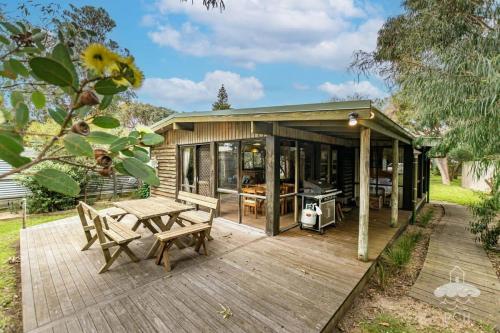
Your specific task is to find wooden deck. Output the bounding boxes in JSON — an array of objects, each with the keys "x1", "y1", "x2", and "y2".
[
  {"x1": 410, "y1": 204, "x2": 500, "y2": 328},
  {"x1": 21, "y1": 207, "x2": 411, "y2": 333}
]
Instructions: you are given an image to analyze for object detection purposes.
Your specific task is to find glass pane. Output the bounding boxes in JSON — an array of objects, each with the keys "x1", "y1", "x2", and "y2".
[
  {"x1": 299, "y1": 142, "x2": 314, "y2": 186},
  {"x1": 280, "y1": 140, "x2": 297, "y2": 230},
  {"x1": 241, "y1": 140, "x2": 266, "y2": 185},
  {"x1": 218, "y1": 142, "x2": 238, "y2": 190},
  {"x1": 181, "y1": 146, "x2": 194, "y2": 192},
  {"x1": 319, "y1": 144, "x2": 329, "y2": 181},
  {"x1": 331, "y1": 149, "x2": 338, "y2": 187},
  {"x1": 218, "y1": 192, "x2": 239, "y2": 222},
  {"x1": 241, "y1": 139, "x2": 266, "y2": 229}
]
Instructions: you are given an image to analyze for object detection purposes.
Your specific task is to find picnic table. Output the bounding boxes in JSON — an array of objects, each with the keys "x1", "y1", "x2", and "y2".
[{"x1": 112, "y1": 197, "x2": 194, "y2": 257}]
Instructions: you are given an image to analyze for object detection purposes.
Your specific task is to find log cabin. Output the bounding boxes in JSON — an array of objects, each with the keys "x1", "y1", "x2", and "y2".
[{"x1": 150, "y1": 100, "x2": 430, "y2": 261}]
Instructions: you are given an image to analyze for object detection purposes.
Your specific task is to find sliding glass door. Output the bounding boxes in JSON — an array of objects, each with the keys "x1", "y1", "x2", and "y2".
[{"x1": 180, "y1": 144, "x2": 211, "y2": 195}]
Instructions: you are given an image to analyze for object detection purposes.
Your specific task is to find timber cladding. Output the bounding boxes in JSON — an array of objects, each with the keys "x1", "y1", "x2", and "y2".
[
  {"x1": 152, "y1": 122, "x2": 264, "y2": 198},
  {"x1": 164, "y1": 122, "x2": 264, "y2": 145},
  {"x1": 151, "y1": 144, "x2": 177, "y2": 198}
]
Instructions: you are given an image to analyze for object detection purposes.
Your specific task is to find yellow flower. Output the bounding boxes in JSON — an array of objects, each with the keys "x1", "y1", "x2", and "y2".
[
  {"x1": 81, "y1": 43, "x2": 117, "y2": 74},
  {"x1": 110, "y1": 57, "x2": 144, "y2": 89},
  {"x1": 129, "y1": 63, "x2": 144, "y2": 89}
]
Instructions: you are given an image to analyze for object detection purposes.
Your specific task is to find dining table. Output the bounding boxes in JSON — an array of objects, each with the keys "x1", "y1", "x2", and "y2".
[{"x1": 112, "y1": 196, "x2": 194, "y2": 258}]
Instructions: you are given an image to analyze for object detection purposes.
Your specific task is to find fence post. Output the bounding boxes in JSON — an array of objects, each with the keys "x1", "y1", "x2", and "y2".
[{"x1": 22, "y1": 197, "x2": 27, "y2": 229}]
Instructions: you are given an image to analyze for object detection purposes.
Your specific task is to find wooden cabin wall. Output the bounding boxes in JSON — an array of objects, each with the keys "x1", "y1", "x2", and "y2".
[
  {"x1": 151, "y1": 122, "x2": 265, "y2": 198},
  {"x1": 165, "y1": 122, "x2": 264, "y2": 145},
  {"x1": 151, "y1": 144, "x2": 177, "y2": 198}
]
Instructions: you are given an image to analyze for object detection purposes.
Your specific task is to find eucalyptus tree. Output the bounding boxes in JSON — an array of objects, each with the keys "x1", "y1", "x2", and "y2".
[
  {"x1": 0, "y1": 13, "x2": 164, "y2": 196},
  {"x1": 351, "y1": 0, "x2": 499, "y2": 247}
]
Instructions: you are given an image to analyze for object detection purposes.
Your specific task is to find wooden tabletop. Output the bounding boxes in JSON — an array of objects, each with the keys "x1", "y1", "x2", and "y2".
[{"x1": 113, "y1": 197, "x2": 193, "y2": 220}]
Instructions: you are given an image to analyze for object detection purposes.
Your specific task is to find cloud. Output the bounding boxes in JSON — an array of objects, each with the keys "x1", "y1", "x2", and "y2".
[
  {"x1": 318, "y1": 80, "x2": 386, "y2": 99},
  {"x1": 139, "y1": 70, "x2": 264, "y2": 109},
  {"x1": 147, "y1": 0, "x2": 383, "y2": 70}
]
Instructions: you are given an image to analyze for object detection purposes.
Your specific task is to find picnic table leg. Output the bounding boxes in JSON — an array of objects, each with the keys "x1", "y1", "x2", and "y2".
[{"x1": 163, "y1": 214, "x2": 189, "y2": 249}]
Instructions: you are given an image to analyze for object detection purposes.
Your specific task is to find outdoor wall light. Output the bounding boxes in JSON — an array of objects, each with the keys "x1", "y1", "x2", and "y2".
[{"x1": 348, "y1": 112, "x2": 359, "y2": 126}]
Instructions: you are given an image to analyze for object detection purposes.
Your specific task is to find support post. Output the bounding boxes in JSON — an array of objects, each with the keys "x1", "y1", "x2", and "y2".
[
  {"x1": 294, "y1": 140, "x2": 299, "y2": 224},
  {"x1": 358, "y1": 127, "x2": 370, "y2": 261},
  {"x1": 391, "y1": 140, "x2": 399, "y2": 227},
  {"x1": 412, "y1": 152, "x2": 419, "y2": 224},
  {"x1": 266, "y1": 136, "x2": 280, "y2": 236}
]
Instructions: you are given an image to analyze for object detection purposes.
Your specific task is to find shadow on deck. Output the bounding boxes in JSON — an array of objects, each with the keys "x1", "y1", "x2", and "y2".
[{"x1": 21, "y1": 207, "x2": 411, "y2": 333}]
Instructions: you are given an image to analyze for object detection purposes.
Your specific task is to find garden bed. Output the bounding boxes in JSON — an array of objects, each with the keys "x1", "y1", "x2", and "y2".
[{"x1": 337, "y1": 204, "x2": 494, "y2": 333}]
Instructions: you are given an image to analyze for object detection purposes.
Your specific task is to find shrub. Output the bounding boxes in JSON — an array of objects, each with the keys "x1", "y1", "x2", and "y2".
[
  {"x1": 383, "y1": 231, "x2": 422, "y2": 269},
  {"x1": 17, "y1": 162, "x2": 89, "y2": 213},
  {"x1": 134, "y1": 182, "x2": 150, "y2": 199}
]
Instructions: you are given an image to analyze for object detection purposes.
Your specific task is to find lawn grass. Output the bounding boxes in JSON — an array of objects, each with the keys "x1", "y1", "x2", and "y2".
[
  {"x1": 0, "y1": 202, "x2": 112, "y2": 331},
  {"x1": 429, "y1": 175, "x2": 482, "y2": 206}
]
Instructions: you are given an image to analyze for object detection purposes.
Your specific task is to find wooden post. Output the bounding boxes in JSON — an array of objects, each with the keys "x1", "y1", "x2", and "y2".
[
  {"x1": 266, "y1": 135, "x2": 280, "y2": 236},
  {"x1": 358, "y1": 127, "x2": 370, "y2": 261},
  {"x1": 412, "y1": 152, "x2": 419, "y2": 224},
  {"x1": 210, "y1": 142, "x2": 217, "y2": 198},
  {"x1": 294, "y1": 140, "x2": 299, "y2": 224},
  {"x1": 391, "y1": 140, "x2": 399, "y2": 227}
]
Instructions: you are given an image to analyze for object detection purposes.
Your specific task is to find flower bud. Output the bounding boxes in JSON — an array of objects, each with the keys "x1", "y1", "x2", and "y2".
[
  {"x1": 71, "y1": 120, "x2": 90, "y2": 136},
  {"x1": 93, "y1": 149, "x2": 107, "y2": 159},
  {"x1": 79, "y1": 91, "x2": 100, "y2": 106},
  {"x1": 96, "y1": 155, "x2": 113, "y2": 168},
  {"x1": 98, "y1": 167, "x2": 112, "y2": 177}
]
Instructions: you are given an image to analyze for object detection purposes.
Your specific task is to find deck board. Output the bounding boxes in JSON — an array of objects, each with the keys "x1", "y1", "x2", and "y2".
[
  {"x1": 409, "y1": 204, "x2": 500, "y2": 327},
  {"x1": 22, "y1": 207, "x2": 411, "y2": 332}
]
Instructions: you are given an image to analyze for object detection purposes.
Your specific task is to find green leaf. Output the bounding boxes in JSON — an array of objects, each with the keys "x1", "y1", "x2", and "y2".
[
  {"x1": 34, "y1": 168, "x2": 80, "y2": 197},
  {"x1": 31, "y1": 91, "x2": 46, "y2": 109},
  {"x1": 0, "y1": 21, "x2": 21, "y2": 35},
  {"x1": 120, "y1": 149, "x2": 134, "y2": 157},
  {"x1": 109, "y1": 137, "x2": 131, "y2": 153},
  {"x1": 29, "y1": 57, "x2": 73, "y2": 88},
  {"x1": 31, "y1": 32, "x2": 45, "y2": 42},
  {"x1": 9, "y1": 59, "x2": 29, "y2": 77},
  {"x1": 63, "y1": 133, "x2": 93, "y2": 157},
  {"x1": 133, "y1": 149, "x2": 150, "y2": 163},
  {"x1": 122, "y1": 157, "x2": 160, "y2": 186},
  {"x1": 10, "y1": 91, "x2": 23, "y2": 108},
  {"x1": 129, "y1": 130, "x2": 140, "y2": 139},
  {"x1": 75, "y1": 105, "x2": 91, "y2": 118},
  {"x1": 94, "y1": 78, "x2": 127, "y2": 95},
  {"x1": 87, "y1": 131, "x2": 118, "y2": 144},
  {"x1": 52, "y1": 43, "x2": 78, "y2": 90},
  {"x1": 15, "y1": 103, "x2": 29, "y2": 128},
  {"x1": 0, "y1": 132, "x2": 30, "y2": 167},
  {"x1": 99, "y1": 95, "x2": 113, "y2": 110},
  {"x1": 48, "y1": 107, "x2": 67, "y2": 126},
  {"x1": 92, "y1": 116, "x2": 120, "y2": 129},
  {"x1": 114, "y1": 161, "x2": 132, "y2": 176},
  {"x1": 142, "y1": 133, "x2": 164, "y2": 146},
  {"x1": 0, "y1": 34, "x2": 9, "y2": 45}
]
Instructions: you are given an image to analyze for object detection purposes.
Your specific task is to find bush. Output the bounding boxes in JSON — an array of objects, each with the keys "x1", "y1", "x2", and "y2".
[
  {"x1": 17, "y1": 162, "x2": 89, "y2": 213},
  {"x1": 383, "y1": 231, "x2": 422, "y2": 269},
  {"x1": 134, "y1": 182, "x2": 150, "y2": 199}
]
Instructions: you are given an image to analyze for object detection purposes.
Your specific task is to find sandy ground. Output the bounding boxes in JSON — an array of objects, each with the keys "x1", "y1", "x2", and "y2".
[{"x1": 337, "y1": 204, "x2": 494, "y2": 333}]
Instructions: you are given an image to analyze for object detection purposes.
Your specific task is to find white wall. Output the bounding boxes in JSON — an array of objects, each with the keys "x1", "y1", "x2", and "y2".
[{"x1": 461, "y1": 162, "x2": 495, "y2": 193}]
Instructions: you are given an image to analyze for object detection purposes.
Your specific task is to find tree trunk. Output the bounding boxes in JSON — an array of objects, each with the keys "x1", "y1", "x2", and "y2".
[{"x1": 434, "y1": 157, "x2": 450, "y2": 185}]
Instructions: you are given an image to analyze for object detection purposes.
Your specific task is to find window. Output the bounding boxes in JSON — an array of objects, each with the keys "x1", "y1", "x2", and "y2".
[
  {"x1": 180, "y1": 146, "x2": 194, "y2": 192},
  {"x1": 241, "y1": 140, "x2": 266, "y2": 185},
  {"x1": 319, "y1": 144, "x2": 329, "y2": 181},
  {"x1": 331, "y1": 149, "x2": 338, "y2": 187},
  {"x1": 218, "y1": 142, "x2": 238, "y2": 190},
  {"x1": 242, "y1": 141, "x2": 265, "y2": 170}
]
